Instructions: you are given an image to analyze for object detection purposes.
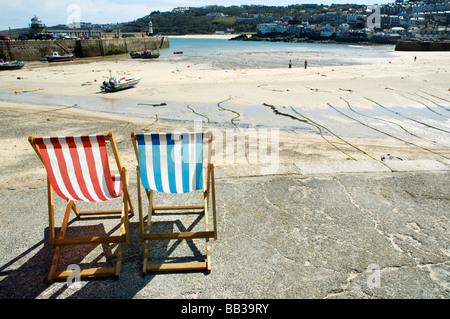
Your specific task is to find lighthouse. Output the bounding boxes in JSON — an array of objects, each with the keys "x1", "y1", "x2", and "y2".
[
  {"x1": 29, "y1": 15, "x2": 45, "y2": 38},
  {"x1": 148, "y1": 20, "x2": 153, "y2": 36}
]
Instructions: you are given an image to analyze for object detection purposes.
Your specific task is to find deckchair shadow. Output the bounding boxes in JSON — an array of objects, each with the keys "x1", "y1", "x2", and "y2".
[
  {"x1": 142, "y1": 214, "x2": 207, "y2": 268},
  {"x1": 28, "y1": 132, "x2": 134, "y2": 283},
  {"x1": 131, "y1": 131, "x2": 218, "y2": 274}
]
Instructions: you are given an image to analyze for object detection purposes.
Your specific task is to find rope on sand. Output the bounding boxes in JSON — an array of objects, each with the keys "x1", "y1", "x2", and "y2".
[
  {"x1": 187, "y1": 104, "x2": 210, "y2": 123},
  {"x1": 341, "y1": 97, "x2": 446, "y2": 147},
  {"x1": 263, "y1": 102, "x2": 359, "y2": 161},
  {"x1": 329, "y1": 102, "x2": 450, "y2": 160},
  {"x1": 217, "y1": 98, "x2": 241, "y2": 128},
  {"x1": 365, "y1": 97, "x2": 450, "y2": 135}
]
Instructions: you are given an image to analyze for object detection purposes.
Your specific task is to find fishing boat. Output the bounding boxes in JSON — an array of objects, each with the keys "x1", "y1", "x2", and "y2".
[
  {"x1": 46, "y1": 51, "x2": 74, "y2": 62},
  {"x1": 129, "y1": 51, "x2": 142, "y2": 58},
  {"x1": 130, "y1": 49, "x2": 160, "y2": 59},
  {"x1": 0, "y1": 59, "x2": 25, "y2": 70},
  {"x1": 101, "y1": 76, "x2": 141, "y2": 93}
]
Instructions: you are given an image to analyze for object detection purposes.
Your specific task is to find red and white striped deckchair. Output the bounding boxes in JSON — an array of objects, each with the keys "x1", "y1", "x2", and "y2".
[
  {"x1": 131, "y1": 131, "x2": 217, "y2": 274},
  {"x1": 29, "y1": 132, "x2": 134, "y2": 283}
]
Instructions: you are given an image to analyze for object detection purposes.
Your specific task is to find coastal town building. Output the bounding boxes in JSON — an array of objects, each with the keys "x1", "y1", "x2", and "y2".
[
  {"x1": 253, "y1": 0, "x2": 449, "y2": 42},
  {"x1": 44, "y1": 29, "x2": 103, "y2": 39},
  {"x1": 5, "y1": 1, "x2": 447, "y2": 43}
]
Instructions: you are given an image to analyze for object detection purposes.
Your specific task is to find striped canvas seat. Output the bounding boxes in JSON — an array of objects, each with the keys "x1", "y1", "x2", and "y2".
[
  {"x1": 135, "y1": 132, "x2": 204, "y2": 194},
  {"x1": 131, "y1": 131, "x2": 217, "y2": 274},
  {"x1": 34, "y1": 134, "x2": 123, "y2": 202},
  {"x1": 29, "y1": 132, "x2": 133, "y2": 283}
]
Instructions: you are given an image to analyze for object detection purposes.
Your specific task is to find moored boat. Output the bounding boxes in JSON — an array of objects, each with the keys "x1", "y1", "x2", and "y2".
[
  {"x1": 0, "y1": 59, "x2": 25, "y2": 70},
  {"x1": 129, "y1": 51, "x2": 142, "y2": 58},
  {"x1": 130, "y1": 49, "x2": 160, "y2": 59},
  {"x1": 101, "y1": 76, "x2": 141, "y2": 93},
  {"x1": 46, "y1": 51, "x2": 74, "y2": 62}
]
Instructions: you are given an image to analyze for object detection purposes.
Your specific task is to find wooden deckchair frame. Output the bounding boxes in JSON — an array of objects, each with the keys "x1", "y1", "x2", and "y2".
[
  {"x1": 29, "y1": 132, "x2": 134, "y2": 283},
  {"x1": 131, "y1": 131, "x2": 217, "y2": 274}
]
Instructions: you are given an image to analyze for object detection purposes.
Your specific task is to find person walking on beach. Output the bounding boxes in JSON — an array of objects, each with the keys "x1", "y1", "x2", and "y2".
[
  {"x1": 304, "y1": 60, "x2": 308, "y2": 69},
  {"x1": 289, "y1": 60, "x2": 292, "y2": 69}
]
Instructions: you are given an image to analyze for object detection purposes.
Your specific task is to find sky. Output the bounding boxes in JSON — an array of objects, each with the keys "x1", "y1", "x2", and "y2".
[{"x1": 1, "y1": 0, "x2": 386, "y2": 30}]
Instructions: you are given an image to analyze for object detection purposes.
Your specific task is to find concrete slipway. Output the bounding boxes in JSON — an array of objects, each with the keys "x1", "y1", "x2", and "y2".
[{"x1": 0, "y1": 163, "x2": 449, "y2": 300}]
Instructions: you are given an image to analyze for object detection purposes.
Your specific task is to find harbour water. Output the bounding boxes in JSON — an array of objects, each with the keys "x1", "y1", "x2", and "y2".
[{"x1": 158, "y1": 37, "x2": 396, "y2": 69}]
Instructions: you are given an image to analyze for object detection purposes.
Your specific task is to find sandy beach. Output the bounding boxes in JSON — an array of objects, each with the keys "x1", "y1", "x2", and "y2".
[
  {"x1": 3, "y1": 44, "x2": 449, "y2": 108},
  {"x1": 0, "y1": 42, "x2": 449, "y2": 192},
  {"x1": 0, "y1": 37, "x2": 450, "y2": 299}
]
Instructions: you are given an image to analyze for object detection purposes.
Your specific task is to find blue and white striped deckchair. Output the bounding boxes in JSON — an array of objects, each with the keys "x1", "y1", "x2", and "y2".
[
  {"x1": 136, "y1": 132, "x2": 204, "y2": 194},
  {"x1": 131, "y1": 131, "x2": 217, "y2": 274}
]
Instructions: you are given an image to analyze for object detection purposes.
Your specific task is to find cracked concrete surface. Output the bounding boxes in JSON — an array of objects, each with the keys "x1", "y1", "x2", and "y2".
[{"x1": 1, "y1": 169, "x2": 448, "y2": 299}]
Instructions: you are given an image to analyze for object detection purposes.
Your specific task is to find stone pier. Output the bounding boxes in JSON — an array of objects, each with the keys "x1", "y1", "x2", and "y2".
[{"x1": 0, "y1": 36, "x2": 169, "y2": 61}]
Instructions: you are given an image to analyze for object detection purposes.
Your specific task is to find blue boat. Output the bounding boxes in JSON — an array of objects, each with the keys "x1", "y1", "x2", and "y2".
[
  {"x1": 46, "y1": 51, "x2": 74, "y2": 62},
  {"x1": 130, "y1": 50, "x2": 160, "y2": 59},
  {"x1": 0, "y1": 59, "x2": 24, "y2": 70}
]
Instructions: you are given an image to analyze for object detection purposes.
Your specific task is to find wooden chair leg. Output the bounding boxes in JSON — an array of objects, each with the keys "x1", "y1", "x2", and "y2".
[
  {"x1": 210, "y1": 164, "x2": 218, "y2": 240},
  {"x1": 206, "y1": 239, "x2": 211, "y2": 273},
  {"x1": 142, "y1": 190, "x2": 153, "y2": 275},
  {"x1": 124, "y1": 169, "x2": 135, "y2": 217},
  {"x1": 204, "y1": 166, "x2": 212, "y2": 273},
  {"x1": 115, "y1": 243, "x2": 123, "y2": 279},
  {"x1": 143, "y1": 240, "x2": 150, "y2": 275},
  {"x1": 48, "y1": 246, "x2": 61, "y2": 284}
]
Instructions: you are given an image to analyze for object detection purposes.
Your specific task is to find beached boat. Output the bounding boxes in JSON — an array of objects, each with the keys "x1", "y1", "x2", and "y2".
[
  {"x1": 0, "y1": 59, "x2": 24, "y2": 70},
  {"x1": 46, "y1": 51, "x2": 74, "y2": 62},
  {"x1": 130, "y1": 50, "x2": 160, "y2": 59},
  {"x1": 129, "y1": 51, "x2": 142, "y2": 59},
  {"x1": 101, "y1": 76, "x2": 141, "y2": 93}
]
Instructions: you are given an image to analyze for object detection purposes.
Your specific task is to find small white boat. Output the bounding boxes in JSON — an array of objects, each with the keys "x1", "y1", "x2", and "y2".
[{"x1": 101, "y1": 76, "x2": 141, "y2": 93}]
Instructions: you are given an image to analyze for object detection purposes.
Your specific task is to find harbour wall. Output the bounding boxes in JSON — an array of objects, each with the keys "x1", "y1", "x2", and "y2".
[
  {"x1": 395, "y1": 40, "x2": 450, "y2": 51},
  {"x1": 0, "y1": 36, "x2": 169, "y2": 61}
]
